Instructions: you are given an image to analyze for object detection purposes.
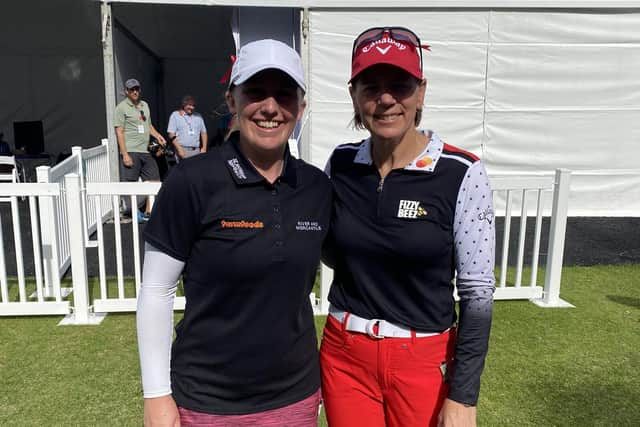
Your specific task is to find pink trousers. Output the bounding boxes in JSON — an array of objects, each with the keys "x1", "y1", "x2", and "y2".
[{"x1": 177, "y1": 389, "x2": 320, "y2": 427}]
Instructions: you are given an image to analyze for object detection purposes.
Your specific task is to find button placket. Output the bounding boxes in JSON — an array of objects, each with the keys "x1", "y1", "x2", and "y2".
[{"x1": 271, "y1": 186, "x2": 284, "y2": 260}]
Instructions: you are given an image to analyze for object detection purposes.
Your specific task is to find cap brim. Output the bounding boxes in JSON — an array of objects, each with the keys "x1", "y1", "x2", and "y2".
[
  {"x1": 231, "y1": 64, "x2": 306, "y2": 92},
  {"x1": 350, "y1": 60, "x2": 422, "y2": 83}
]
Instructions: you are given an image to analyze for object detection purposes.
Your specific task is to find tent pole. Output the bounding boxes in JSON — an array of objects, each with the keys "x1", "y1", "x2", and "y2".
[
  {"x1": 101, "y1": 1, "x2": 119, "y2": 182},
  {"x1": 299, "y1": 7, "x2": 311, "y2": 163}
]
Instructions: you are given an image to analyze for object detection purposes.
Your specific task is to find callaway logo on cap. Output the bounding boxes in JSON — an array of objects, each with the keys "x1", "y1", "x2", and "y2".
[{"x1": 350, "y1": 27, "x2": 428, "y2": 82}]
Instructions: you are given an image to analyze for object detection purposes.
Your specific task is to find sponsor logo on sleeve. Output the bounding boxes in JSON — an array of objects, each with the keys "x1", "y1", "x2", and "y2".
[
  {"x1": 478, "y1": 208, "x2": 494, "y2": 224},
  {"x1": 397, "y1": 200, "x2": 427, "y2": 219}
]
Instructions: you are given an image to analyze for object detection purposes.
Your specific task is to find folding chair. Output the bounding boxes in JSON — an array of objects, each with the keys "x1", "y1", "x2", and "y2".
[
  {"x1": 0, "y1": 156, "x2": 19, "y2": 182},
  {"x1": 0, "y1": 156, "x2": 20, "y2": 201}
]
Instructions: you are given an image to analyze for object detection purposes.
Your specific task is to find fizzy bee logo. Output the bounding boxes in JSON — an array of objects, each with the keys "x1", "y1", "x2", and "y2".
[{"x1": 397, "y1": 200, "x2": 427, "y2": 219}]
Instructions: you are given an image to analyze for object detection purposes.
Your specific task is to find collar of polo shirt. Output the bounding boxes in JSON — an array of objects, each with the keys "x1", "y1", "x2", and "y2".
[
  {"x1": 353, "y1": 130, "x2": 442, "y2": 173},
  {"x1": 125, "y1": 98, "x2": 145, "y2": 108},
  {"x1": 221, "y1": 132, "x2": 298, "y2": 187}
]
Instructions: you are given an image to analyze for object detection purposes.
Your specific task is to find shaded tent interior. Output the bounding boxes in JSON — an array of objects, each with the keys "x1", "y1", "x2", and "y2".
[
  {"x1": 111, "y1": 2, "x2": 237, "y2": 145},
  {"x1": 0, "y1": 0, "x2": 106, "y2": 158},
  {"x1": 0, "y1": 0, "x2": 297, "y2": 160}
]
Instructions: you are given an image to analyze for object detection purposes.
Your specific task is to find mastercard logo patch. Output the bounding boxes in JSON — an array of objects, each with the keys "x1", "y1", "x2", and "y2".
[{"x1": 416, "y1": 156, "x2": 433, "y2": 168}]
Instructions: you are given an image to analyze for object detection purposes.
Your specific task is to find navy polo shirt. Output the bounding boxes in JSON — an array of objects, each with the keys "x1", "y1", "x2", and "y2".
[
  {"x1": 143, "y1": 134, "x2": 332, "y2": 414},
  {"x1": 325, "y1": 131, "x2": 495, "y2": 405}
]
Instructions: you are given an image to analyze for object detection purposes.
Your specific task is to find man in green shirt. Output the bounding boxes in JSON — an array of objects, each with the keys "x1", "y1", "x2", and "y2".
[{"x1": 114, "y1": 78, "x2": 166, "y2": 221}]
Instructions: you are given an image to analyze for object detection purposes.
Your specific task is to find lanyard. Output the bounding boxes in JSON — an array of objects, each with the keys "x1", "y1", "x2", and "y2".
[
  {"x1": 181, "y1": 111, "x2": 194, "y2": 132},
  {"x1": 136, "y1": 104, "x2": 146, "y2": 123}
]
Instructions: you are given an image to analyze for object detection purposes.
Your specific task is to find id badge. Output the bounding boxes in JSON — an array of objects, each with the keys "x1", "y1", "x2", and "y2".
[
  {"x1": 188, "y1": 129, "x2": 195, "y2": 136},
  {"x1": 137, "y1": 124, "x2": 145, "y2": 134}
]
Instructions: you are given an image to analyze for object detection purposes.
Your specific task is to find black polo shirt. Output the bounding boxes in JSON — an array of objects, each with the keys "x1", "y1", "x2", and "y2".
[
  {"x1": 143, "y1": 135, "x2": 332, "y2": 415},
  {"x1": 325, "y1": 131, "x2": 495, "y2": 405}
]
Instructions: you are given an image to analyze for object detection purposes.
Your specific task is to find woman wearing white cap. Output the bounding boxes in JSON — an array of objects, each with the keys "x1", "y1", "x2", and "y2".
[
  {"x1": 320, "y1": 27, "x2": 496, "y2": 427},
  {"x1": 137, "y1": 39, "x2": 331, "y2": 426}
]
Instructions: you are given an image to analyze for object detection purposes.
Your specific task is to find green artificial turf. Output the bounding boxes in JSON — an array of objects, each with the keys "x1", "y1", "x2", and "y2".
[{"x1": 0, "y1": 265, "x2": 638, "y2": 426}]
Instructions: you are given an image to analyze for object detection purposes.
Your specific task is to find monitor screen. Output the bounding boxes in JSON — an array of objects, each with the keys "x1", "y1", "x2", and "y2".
[{"x1": 13, "y1": 120, "x2": 44, "y2": 155}]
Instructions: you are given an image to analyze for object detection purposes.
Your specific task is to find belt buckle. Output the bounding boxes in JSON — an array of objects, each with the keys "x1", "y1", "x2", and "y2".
[{"x1": 365, "y1": 319, "x2": 384, "y2": 339}]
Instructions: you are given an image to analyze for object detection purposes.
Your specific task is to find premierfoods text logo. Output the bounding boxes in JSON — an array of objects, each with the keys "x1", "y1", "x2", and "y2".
[{"x1": 221, "y1": 220, "x2": 264, "y2": 229}]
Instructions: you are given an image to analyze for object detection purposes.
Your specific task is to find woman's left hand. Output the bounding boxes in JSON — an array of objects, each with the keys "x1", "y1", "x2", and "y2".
[{"x1": 437, "y1": 398, "x2": 476, "y2": 427}]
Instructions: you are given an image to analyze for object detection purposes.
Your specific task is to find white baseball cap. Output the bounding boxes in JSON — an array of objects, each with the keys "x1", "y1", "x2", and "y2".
[{"x1": 229, "y1": 39, "x2": 306, "y2": 92}]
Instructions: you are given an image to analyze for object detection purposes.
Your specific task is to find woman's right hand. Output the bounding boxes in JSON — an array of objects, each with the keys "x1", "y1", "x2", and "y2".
[{"x1": 144, "y1": 395, "x2": 180, "y2": 427}]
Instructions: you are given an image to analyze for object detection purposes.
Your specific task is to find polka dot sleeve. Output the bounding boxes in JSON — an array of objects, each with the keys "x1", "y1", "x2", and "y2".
[{"x1": 450, "y1": 160, "x2": 496, "y2": 405}]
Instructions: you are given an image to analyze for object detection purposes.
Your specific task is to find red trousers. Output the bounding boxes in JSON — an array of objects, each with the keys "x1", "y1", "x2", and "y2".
[{"x1": 320, "y1": 315, "x2": 456, "y2": 427}]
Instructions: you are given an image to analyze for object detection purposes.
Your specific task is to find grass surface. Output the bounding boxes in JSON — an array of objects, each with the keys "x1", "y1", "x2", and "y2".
[{"x1": 1, "y1": 265, "x2": 638, "y2": 426}]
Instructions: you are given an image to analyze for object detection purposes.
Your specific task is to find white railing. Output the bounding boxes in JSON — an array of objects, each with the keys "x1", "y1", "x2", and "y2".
[
  {"x1": 0, "y1": 183, "x2": 70, "y2": 316},
  {"x1": 36, "y1": 139, "x2": 111, "y2": 297},
  {"x1": 37, "y1": 152, "x2": 78, "y2": 289},
  {"x1": 0, "y1": 168, "x2": 572, "y2": 323},
  {"x1": 80, "y1": 139, "x2": 112, "y2": 244},
  {"x1": 490, "y1": 169, "x2": 572, "y2": 307},
  {"x1": 83, "y1": 179, "x2": 169, "y2": 315}
]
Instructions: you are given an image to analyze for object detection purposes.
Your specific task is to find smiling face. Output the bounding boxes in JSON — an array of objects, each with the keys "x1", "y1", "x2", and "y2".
[
  {"x1": 226, "y1": 69, "x2": 305, "y2": 157},
  {"x1": 350, "y1": 64, "x2": 426, "y2": 143}
]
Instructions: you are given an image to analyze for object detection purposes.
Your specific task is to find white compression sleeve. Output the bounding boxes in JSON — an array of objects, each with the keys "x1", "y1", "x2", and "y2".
[{"x1": 136, "y1": 242, "x2": 185, "y2": 398}]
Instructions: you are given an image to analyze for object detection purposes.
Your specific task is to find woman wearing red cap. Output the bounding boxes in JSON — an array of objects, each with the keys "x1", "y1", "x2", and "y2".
[{"x1": 320, "y1": 27, "x2": 496, "y2": 427}]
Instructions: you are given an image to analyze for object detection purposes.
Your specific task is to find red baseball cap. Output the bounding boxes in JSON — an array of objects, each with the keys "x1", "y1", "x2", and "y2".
[{"x1": 350, "y1": 28, "x2": 423, "y2": 82}]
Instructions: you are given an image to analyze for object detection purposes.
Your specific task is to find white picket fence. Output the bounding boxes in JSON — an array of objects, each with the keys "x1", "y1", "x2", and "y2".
[
  {"x1": 0, "y1": 158, "x2": 573, "y2": 323},
  {"x1": 0, "y1": 183, "x2": 69, "y2": 316},
  {"x1": 35, "y1": 139, "x2": 111, "y2": 298},
  {"x1": 490, "y1": 169, "x2": 572, "y2": 307}
]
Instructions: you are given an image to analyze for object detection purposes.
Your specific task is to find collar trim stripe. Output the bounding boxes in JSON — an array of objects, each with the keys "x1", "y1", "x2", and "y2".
[
  {"x1": 440, "y1": 152, "x2": 473, "y2": 168},
  {"x1": 442, "y1": 143, "x2": 479, "y2": 162}
]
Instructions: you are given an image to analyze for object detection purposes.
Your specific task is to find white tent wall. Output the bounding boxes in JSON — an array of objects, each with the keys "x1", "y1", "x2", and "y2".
[
  {"x1": 0, "y1": 0, "x2": 106, "y2": 158},
  {"x1": 308, "y1": 8, "x2": 640, "y2": 217}
]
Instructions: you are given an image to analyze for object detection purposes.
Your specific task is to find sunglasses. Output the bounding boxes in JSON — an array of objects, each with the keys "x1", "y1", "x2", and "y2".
[
  {"x1": 352, "y1": 27, "x2": 424, "y2": 72},
  {"x1": 128, "y1": 87, "x2": 141, "y2": 92},
  {"x1": 139, "y1": 110, "x2": 146, "y2": 122}
]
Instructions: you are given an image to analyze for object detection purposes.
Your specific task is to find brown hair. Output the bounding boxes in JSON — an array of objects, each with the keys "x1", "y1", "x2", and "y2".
[{"x1": 181, "y1": 95, "x2": 196, "y2": 107}]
